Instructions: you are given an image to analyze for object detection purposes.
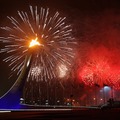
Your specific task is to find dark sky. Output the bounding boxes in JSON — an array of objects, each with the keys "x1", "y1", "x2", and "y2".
[{"x1": 1, "y1": 0, "x2": 120, "y2": 97}]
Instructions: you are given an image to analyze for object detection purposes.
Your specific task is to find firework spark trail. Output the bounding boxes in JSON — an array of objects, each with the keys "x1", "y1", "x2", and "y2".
[{"x1": 0, "y1": 6, "x2": 76, "y2": 83}]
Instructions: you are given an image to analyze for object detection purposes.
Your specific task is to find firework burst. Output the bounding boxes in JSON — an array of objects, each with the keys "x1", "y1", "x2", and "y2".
[
  {"x1": 0, "y1": 6, "x2": 76, "y2": 83},
  {"x1": 78, "y1": 59, "x2": 111, "y2": 86}
]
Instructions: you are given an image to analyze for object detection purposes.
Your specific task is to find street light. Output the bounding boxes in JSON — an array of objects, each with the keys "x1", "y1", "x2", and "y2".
[{"x1": 103, "y1": 86, "x2": 111, "y2": 103}]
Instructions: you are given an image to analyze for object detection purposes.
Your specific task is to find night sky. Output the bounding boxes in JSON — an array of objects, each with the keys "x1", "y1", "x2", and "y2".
[{"x1": 1, "y1": 0, "x2": 120, "y2": 105}]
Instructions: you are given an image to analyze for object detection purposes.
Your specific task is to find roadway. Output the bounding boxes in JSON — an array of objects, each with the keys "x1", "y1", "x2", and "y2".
[{"x1": 0, "y1": 108, "x2": 120, "y2": 120}]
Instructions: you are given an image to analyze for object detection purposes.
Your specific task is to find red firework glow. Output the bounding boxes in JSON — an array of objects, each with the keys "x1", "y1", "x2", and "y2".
[{"x1": 78, "y1": 46, "x2": 120, "y2": 89}]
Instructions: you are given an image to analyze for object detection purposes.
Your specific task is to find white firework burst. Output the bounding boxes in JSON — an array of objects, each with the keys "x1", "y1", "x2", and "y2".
[
  {"x1": 30, "y1": 66, "x2": 42, "y2": 81},
  {"x1": 0, "y1": 6, "x2": 76, "y2": 82},
  {"x1": 57, "y1": 64, "x2": 68, "y2": 78}
]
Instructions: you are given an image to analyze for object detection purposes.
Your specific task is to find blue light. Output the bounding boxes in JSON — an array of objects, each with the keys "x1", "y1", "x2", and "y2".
[
  {"x1": 0, "y1": 90, "x2": 22, "y2": 109},
  {"x1": 104, "y1": 86, "x2": 111, "y2": 91}
]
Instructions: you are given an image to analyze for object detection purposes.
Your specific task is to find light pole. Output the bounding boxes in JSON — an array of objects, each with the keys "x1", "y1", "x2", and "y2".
[{"x1": 111, "y1": 86, "x2": 114, "y2": 99}]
